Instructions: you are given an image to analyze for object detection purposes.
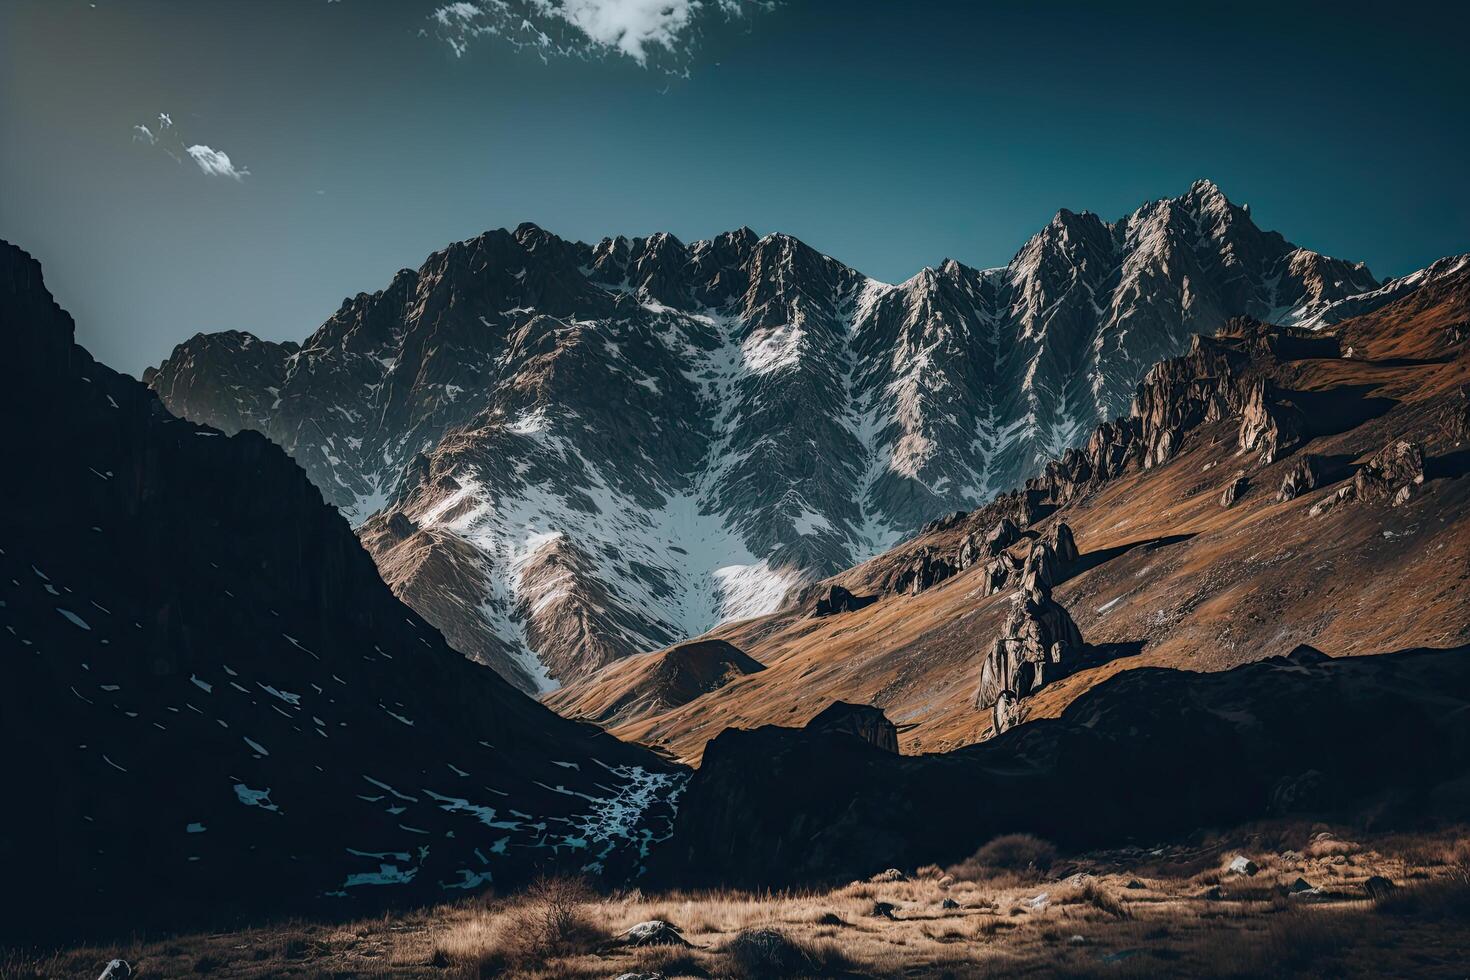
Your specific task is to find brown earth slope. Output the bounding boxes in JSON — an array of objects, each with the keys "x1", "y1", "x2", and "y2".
[{"x1": 549, "y1": 268, "x2": 1470, "y2": 764}]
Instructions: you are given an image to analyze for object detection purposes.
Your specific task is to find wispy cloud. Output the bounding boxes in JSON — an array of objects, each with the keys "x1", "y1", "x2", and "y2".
[
  {"x1": 429, "y1": 0, "x2": 770, "y2": 71},
  {"x1": 132, "y1": 112, "x2": 250, "y2": 180}
]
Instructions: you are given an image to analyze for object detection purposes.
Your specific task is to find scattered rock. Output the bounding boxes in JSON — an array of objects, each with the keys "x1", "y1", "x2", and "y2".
[
  {"x1": 613, "y1": 973, "x2": 666, "y2": 980},
  {"x1": 1288, "y1": 877, "x2": 1316, "y2": 894},
  {"x1": 1196, "y1": 885, "x2": 1224, "y2": 901},
  {"x1": 1124, "y1": 879, "x2": 1146, "y2": 890},
  {"x1": 1067, "y1": 934, "x2": 1088, "y2": 946},
  {"x1": 1308, "y1": 484, "x2": 1355, "y2": 517},
  {"x1": 620, "y1": 920, "x2": 691, "y2": 948},
  {"x1": 1364, "y1": 875, "x2": 1397, "y2": 901},
  {"x1": 937, "y1": 874, "x2": 955, "y2": 889},
  {"x1": 1353, "y1": 440, "x2": 1426, "y2": 505},
  {"x1": 1227, "y1": 855, "x2": 1259, "y2": 876},
  {"x1": 97, "y1": 961, "x2": 132, "y2": 980},
  {"x1": 869, "y1": 868, "x2": 907, "y2": 883},
  {"x1": 869, "y1": 901, "x2": 898, "y2": 919},
  {"x1": 1278, "y1": 455, "x2": 1320, "y2": 502},
  {"x1": 1025, "y1": 891, "x2": 1050, "y2": 911},
  {"x1": 1220, "y1": 474, "x2": 1249, "y2": 507},
  {"x1": 940, "y1": 897, "x2": 960, "y2": 910},
  {"x1": 816, "y1": 912, "x2": 846, "y2": 926}
]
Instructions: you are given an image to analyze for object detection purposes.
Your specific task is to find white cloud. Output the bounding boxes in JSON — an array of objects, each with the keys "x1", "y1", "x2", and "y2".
[
  {"x1": 186, "y1": 144, "x2": 249, "y2": 180},
  {"x1": 430, "y1": 0, "x2": 768, "y2": 69},
  {"x1": 132, "y1": 112, "x2": 249, "y2": 180}
]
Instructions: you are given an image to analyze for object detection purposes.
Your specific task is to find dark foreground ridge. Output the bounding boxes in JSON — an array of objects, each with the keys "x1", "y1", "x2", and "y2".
[
  {"x1": 659, "y1": 644, "x2": 1470, "y2": 888},
  {"x1": 0, "y1": 242, "x2": 683, "y2": 943}
]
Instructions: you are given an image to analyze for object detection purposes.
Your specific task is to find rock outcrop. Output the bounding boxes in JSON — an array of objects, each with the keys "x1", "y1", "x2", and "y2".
[
  {"x1": 1220, "y1": 474, "x2": 1249, "y2": 507},
  {"x1": 974, "y1": 581, "x2": 1086, "y2": 729},
  {"x1": 885, "y1": 549, "x2": 958, "y2": 596},
  {"x1": 1239, "y1": 380, "x2": 1306, "y2": 464},
  {"x1": 811, "y1": 584, "x2": 874, "y2": 617},
  {"x1": 806, "y1": 702, "x2": 900, "y2": 753},
  {"x1": 1278, "y1": 455, "x2": 1321, "y2": 502},
  {"x1": 1354, "y1": 441, "x2": 1427, "y2": 505},
  {"x1": 982, "y1": 552, "x2": 1022, "y2": 596}
]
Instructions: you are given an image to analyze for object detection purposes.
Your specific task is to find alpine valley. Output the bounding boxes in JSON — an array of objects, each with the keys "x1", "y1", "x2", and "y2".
[{"x1": 146, "y1": 180, "x2": 1465, "y2": 693}]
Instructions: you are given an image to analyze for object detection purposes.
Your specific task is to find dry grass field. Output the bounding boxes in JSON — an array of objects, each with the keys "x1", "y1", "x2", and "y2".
[{"x1": 11, "y1": 823, "x2": 1470, "y2": 979}]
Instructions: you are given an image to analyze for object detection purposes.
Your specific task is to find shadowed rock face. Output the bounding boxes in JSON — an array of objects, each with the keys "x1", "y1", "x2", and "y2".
[
  {"x1": 805, "y1": 702, "x2": 900, "y2": 753},
  {"x1": 146, "y1": 187, "x2": 1438, "y2": 691},
  {"x1": 660, "y1": 645, "x2": 1470, "y2": 888},
  {"x1": 0, "y1": 242, "x2": 684, "y2": 939}
]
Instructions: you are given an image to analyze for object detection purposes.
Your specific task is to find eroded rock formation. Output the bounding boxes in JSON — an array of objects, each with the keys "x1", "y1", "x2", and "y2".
[
  {"x1": 1278, "y1": 455, "x2": 1321, "y2": 502},
  {"x1": 974, "y1": 580, "x2": 1086, "y2": 731}
]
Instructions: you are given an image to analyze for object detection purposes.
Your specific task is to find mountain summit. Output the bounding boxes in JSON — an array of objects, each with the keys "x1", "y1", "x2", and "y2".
[{"x1": 148, "y1": 183, "x2": 1449, "y2": 691}]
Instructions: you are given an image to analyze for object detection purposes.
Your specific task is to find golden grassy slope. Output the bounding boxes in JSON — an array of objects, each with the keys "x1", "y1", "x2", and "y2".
[{"x1": 14, "y1": 824, "x2": 1470, "y2": 979}]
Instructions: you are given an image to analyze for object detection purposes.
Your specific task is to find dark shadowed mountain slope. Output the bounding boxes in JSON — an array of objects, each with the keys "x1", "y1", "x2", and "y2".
[
  {"x1": 147, "y1": 183, "x2": 1465, "y2": 692},
  {"x1": 554, "y1": 263, "x2": 1470, "y2": 763},
  {"x1": 659, "y1": 644, "x2": 1470, "y2": 888},
  {"x1": 0, "y1": 242, "x2": 683, "y2": 940}
]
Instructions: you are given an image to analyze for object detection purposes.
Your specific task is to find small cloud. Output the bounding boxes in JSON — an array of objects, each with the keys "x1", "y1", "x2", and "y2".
[
  {"x1": 132, "y1": 112, "x2": 248, "y2": 180},
  {"x1": 186, "y1": 144, "x2": 249, "y2": 180}
]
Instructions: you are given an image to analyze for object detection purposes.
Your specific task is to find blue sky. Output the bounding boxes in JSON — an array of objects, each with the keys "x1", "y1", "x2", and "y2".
[{"x1": 2, "y1": 0, "x2": 1466, "y2": 374}]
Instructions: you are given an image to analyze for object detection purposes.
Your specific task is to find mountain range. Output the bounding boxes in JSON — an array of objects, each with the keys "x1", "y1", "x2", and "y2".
[{"x1": 146, "y1": 181, "x2": 1466, "y2": 693}]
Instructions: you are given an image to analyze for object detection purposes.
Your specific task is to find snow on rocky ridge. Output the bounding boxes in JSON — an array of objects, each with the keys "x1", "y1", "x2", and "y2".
[{"x1": 147, "y1": 182, "x2": 1462, "y2": 691}]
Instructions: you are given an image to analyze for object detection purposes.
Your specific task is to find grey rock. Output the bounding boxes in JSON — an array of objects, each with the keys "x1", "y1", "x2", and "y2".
[
  {"x1": 620, "y1": 920, "x2": 690, "y2": 947},
  {"x1": 1227, "y1": 855, "x2": 1259, "y2": 876},
  {"x1": 1220, "y1": 474, "x2": 1249, "y2": 507},
  {"x1": 1364, "y1": 875, "x2": 1397, "y2": 901},
  {"x1": 1278, "y1": 455, "x2": 1320, "y2": 502}
]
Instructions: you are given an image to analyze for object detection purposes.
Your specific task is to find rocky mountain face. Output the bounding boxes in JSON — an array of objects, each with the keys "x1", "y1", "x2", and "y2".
[
  {"x1": 658, "y1": 643, "x2": 1470, "y2": 888},
  {"x1": 0, "y1": 242, "x2": 683, "y2": 938},
  {"x1": 148, "y1": 182, "x2": 1458, "y2": 692},
  {"x1": 551, "y1": 265, "x2": 1470, "y2": 763}
]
